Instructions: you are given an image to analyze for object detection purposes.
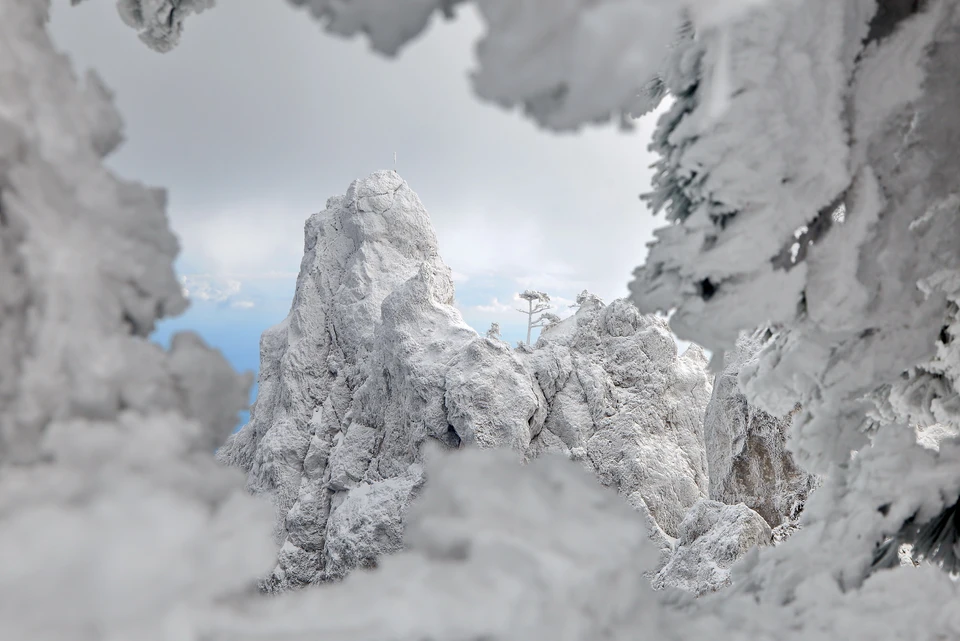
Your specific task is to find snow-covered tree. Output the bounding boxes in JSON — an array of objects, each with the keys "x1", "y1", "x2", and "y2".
[
  {"x1": 485, "y1": 322, "x2": 502, "y2": 341},
  {"x1": 7, "y1": 0, "x2": 960, "y2": 639},
  {"x1": 174, "y1": 0, "x2": 960, "y2": 631},
  {"x1": 516, "y1": 290, "x2": 553, "y2": 345}
]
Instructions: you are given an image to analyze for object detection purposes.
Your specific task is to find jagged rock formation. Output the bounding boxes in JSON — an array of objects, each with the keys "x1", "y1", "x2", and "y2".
[
  {"x1": 218, "y1": 170, "x2": 496, "y2": 587},
  {"x1": 527, "y1": 292, "x2": 713, "y2": 537},
  {"x1": 653, "y1": 499, "x2": 772, "y2": 596},
  {"x1": 703, "y1": 331, "x2": 815, "y2": 528},
  {"x1": 219, "y1": 173, "x2": 715, "y2": 588}
]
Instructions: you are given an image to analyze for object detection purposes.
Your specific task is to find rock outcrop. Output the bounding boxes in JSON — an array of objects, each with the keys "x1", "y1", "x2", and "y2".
[
  {"x1": 703, "y1": 331, "x2": 815, "y2": 528},
  {"x1": 652, "y1": 499, "x2": 772, "y2": 596},
  {"x1": 220, "y1": 172, "x2": 716, "y2": 589},
  {"x1": 526, "y1": 292, "x2": 713, "y2": 538}
]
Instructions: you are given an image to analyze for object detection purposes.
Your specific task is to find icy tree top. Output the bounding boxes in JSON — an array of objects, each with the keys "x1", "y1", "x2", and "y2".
[{"x1": 519, "y1": 290, "x2": 551, "y2": 304}]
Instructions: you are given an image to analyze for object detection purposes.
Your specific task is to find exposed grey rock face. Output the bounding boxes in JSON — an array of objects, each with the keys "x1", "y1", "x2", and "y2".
[
  {"x1": 652, "y1": 499, "x2": 772, "y2": 596},
  {"x1": 218, "y1": 171, "x2": 451, "y2": 588},
  {"x1": 703, "y1": 332, "x2": 815, "y2": 528},
  {"x1": 220, "y1": 174, "x2": 715, "y2": 588},
  {"x1": 218, "y1": 172, "x2": 550, "y2": 588}
]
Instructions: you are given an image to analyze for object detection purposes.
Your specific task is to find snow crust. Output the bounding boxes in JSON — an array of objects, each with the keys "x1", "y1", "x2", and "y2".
[{"x1": 652, "y1": 499, "x2": 771, "y2": 596}]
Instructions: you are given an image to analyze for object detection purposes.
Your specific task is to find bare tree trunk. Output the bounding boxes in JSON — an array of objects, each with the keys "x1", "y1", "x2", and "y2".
[{"x1": 526, "y1": 299, "x2": 533, "y2": 345}]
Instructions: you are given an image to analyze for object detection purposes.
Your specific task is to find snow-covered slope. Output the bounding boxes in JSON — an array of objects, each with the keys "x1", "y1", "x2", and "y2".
[{"x1": 219, "y1": 174, "x2": 717, "y2": 588}]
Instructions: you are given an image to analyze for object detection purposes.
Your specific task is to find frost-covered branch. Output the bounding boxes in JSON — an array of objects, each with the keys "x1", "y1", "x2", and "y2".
[
  {"x1": 1, "y1": 3, "x2": 272, "y2": 638},
  {"x1": 531, "y1": 312, "x2": 560, "y2": 329},
  {"x1": 92, "y1": 0, "x2": 779, "y2": 130},
  {"x1": 517, "y1": 289, "x2": 554, "y2": 345}
]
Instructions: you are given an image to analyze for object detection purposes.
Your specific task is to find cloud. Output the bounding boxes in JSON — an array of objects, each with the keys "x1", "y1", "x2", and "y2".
[
  {"x1": 468, "y1": 291, "x2": 579, "y2": 320},
  {"x1": 474, "y1": 297, "x2": 515, "y2": 314},
  {"x1": 170, "y1": 205, "x2": 308, "y2": 277},
  {"x1": 180, "y1": 275, "x2": 242, "y2": 302},
  {"x1": 178, "y1": 275, "x2": 265, "y2": 311}
]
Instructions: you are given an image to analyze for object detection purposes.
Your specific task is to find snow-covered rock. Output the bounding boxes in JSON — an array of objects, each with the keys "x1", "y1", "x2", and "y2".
[
  {"x1": 220, "y1": 175, "x2": 715, "y2": 587},
  {"x1": 218, "y1": 172, "x2": 556, "y2": 588},
  {"x1": 704, "y1": 331, "x2": 815, "y2": 527},
  {"x1": 653, "y1": 499, "x2": 772, "y2": 596},
  {"x1": 529, "y1": 293, "x2": 714, "y2": 537},
  {"x1": 218, "y1": 170, "x2": 459, "y2": 588}
]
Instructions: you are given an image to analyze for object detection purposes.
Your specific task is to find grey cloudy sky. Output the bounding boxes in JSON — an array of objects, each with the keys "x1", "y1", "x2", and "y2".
[{"x1": 50, "y1": 0, "x2": 665, "y2": 341}]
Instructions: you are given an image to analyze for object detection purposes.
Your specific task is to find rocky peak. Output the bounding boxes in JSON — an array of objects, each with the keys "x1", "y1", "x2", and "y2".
[{"x1": 220, "y1": 172, "x2": 721, "y2": 590}]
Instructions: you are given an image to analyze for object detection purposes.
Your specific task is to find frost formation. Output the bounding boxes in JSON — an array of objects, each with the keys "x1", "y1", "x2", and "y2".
[
  {"x1": 218, "y1": 171, "x2": 717, "y2": 588},
  {"x1": 0, "y1": 2, "x2": 273, "y2": 639},
  {"x1": 9, "y1": 0, "x2": 960, "y2": 639}
]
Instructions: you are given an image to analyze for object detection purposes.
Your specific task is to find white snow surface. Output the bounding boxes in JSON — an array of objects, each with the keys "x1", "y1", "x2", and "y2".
[{"x1": 218, "y1": 172, "x2": 715, "y2": 587}]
